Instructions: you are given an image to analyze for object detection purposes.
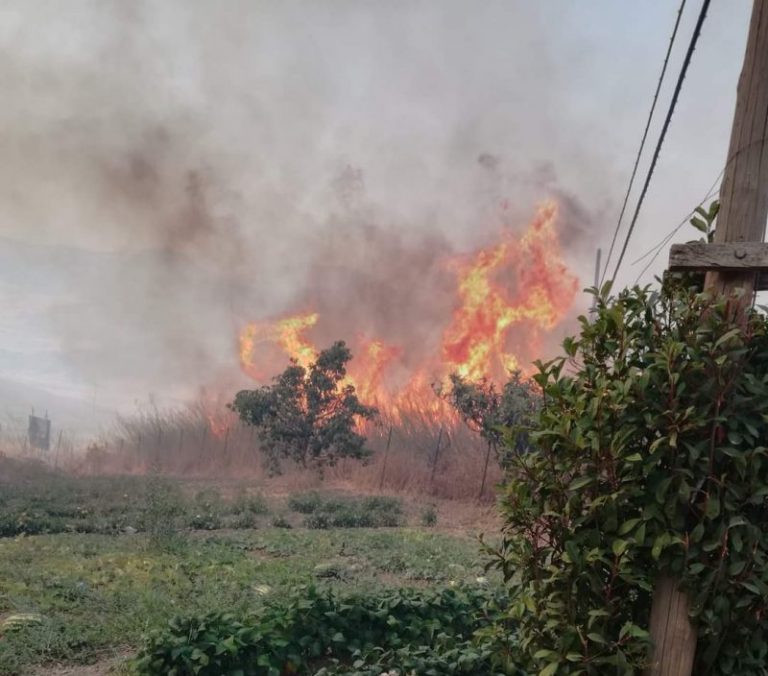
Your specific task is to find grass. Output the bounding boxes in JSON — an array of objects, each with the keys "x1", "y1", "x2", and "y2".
[
  {"x1": 0, "y1": 528, "x2": 489, "y2": 674},
  {"x1": 0, "y1": 465, "x2": 276, "y2": 537}
]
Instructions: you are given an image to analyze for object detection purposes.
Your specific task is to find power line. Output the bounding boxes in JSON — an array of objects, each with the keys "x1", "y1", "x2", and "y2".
[
  {"x1": 631, "y1": 169, "x2": 723, "y2": 284},
  {"x1": 600, "y1": 0, "x2": 688, "y2": 286},
  {"x1": 629, "y1": 131, "x2": 768, "y2": 284},
  {"x1": 610, "y1": 0, "x2": 712, "y2": 284}
]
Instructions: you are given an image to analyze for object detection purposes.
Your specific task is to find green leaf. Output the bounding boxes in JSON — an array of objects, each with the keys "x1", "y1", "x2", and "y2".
[
  {"x1": 540, "y1": 662, "x2": 560, "y2": 676},
  {"x1": 612, "y1": 539, "x2": 629, "y2": 557},
  {"x1": 706, "y1": 495, "x2": 721, "y2": 520},
  {"x1": 569, "y1": 476, "x2": 594, "y2": 491},
  {"x1": 618, "y1": 518, "x2": 641, "y2": 535}
]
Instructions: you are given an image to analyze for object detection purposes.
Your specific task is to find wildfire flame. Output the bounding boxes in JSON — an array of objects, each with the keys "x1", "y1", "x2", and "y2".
[{"x1": 238, "y1": 201, "x2": 578, "y2": 419}]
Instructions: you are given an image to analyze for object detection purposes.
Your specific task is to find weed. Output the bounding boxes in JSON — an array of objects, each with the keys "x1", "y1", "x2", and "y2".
[{"x1": 421, "y1": 503, "x2": 438, "y2": 527}]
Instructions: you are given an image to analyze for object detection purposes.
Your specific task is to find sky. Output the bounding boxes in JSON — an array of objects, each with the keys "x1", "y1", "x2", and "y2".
[{"x1": 0, "y1": 1, "x2": 754, "y2": 424}]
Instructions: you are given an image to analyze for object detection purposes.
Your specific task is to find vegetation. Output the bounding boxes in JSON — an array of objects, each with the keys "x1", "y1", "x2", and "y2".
[
  {"x1": 0, "y1": 472, "x2": 271, "y2": 538},
  {"x1": 231, "y1": 341, "x2": 378, "y2": 475},
  {"x1": 440, "y1": 372, "x2": 541, "y2": 463},
  {"x1": 287, "y1": 492, "x2": 403, "y2": 529},
  {"x1": 133, "y1": 584, "x2": 517, "y2": 676},
  {"x1": 493, "y1": 279, "x2": 768, "y2": 674},
  {"x1": 0, "y1": 527, "x2": 486, "y2": 674}
]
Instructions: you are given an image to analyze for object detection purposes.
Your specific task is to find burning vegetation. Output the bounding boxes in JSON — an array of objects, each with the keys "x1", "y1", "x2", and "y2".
[
  {"x1": 68, "y1": 199, "x2": 579, "y2": 498},
  {"x1": 239, "y1": 200, "x2": 578, "y2": 421}
]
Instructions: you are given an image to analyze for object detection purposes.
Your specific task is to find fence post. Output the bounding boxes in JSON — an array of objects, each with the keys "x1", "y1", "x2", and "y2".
[{"x1": 379, "y1": 425, "x2": 393, "y2": 490}]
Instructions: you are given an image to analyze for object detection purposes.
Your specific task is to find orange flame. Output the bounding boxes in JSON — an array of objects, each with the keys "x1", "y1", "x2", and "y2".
[
  {"x1": 240, "y1": 312, "x2": 319, "y2": 379},
  {"x1": 238, "y1": 201, "x2": 578, "y2": 418}
]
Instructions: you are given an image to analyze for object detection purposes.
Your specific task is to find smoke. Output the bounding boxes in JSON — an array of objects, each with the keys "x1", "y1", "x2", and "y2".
[{"x1": 0, "y1": 0, "x2": 617, "y2": 410}]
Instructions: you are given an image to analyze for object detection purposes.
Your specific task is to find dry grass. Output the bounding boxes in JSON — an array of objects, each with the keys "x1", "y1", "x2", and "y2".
[{"x1": 3, "y1": 399, "x2": 506, "y2": 503}]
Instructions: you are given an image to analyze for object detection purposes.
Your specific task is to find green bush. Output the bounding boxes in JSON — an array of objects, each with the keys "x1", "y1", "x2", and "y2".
[
  {"x1": 421, "y1": 504, "x2": 438, "y2": 527},
  {"x1": 132, "y1": 584, "x2": 515, "y2": 675},
  {"x1": 493, "y1": 282, "x2": 768, "y2": 674},
  {"x1": 289, "y1": 493, "x2": 403, "y2": 529}
]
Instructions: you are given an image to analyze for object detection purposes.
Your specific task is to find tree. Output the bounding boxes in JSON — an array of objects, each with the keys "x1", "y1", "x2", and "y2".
[
  {"x1": 231, "y1": 341, "x2": 378, "y2": 474},
  {"x1": 439, "y1": 371, "x2": 540, "y2": 463},
  {"x1": 438, "y1": 372, "x2": 540, "y2": 500}
]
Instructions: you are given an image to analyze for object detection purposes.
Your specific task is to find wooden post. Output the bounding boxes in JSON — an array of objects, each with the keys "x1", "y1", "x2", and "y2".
[
  {"x1": 378, "y1": 425, "x2": 393, "y2": 490},
  {"x1": 429, "y1": 426, "x2": 444, "y2": 484},
  {"x1": 706, "y1": 0, "x2": 768, "y2": 298},
  {"x1": 652, "y1": 3, "x2": 768, "y2": 674},
  {"x1": 478, "y1": 439, "x2": 493, "y2": 501}
]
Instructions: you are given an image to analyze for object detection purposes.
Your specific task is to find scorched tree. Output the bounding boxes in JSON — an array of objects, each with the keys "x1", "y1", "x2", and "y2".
[{"x1": 231, "y1": 341, "x2": 378, "y2": 474}]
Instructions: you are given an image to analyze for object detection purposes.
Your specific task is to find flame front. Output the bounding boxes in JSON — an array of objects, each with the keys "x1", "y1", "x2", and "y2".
[{"x1": 238, "y1": 202, "x2": 579, "y2": 419}]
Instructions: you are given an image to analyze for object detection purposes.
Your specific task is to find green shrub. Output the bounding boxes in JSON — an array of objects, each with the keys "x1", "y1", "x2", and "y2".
[
  {"x1": 290, "y1": 493, "x2": 403, "y2": 529},
  {"x1": 271, "y1": 514, "x2": 292, "y2": 529},
  {"x1": 132, "y1": 584, "x2": 513, "y2": 675},
  {"x1": 421, "y1": 504, "x2": 438, "y2": 527},
  {"x1": 233, "y1": 490, "x2": 269, "y2": 516},
  {"x1": 494, "y1": 282, "x2": 768, "y2": 674},
  {"x1": 287, "y1": 491, "x2": 325, "y2": 514}
]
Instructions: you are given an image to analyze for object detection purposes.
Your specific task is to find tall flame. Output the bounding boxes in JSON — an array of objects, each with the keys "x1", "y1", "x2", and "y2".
[{"x1": 237, "y1": 201, "x2": 578, "y2": 418}]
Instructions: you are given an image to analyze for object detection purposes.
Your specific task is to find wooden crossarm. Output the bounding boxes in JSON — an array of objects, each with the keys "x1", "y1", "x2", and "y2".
[{"x1": 669, "y1": 242, "x2": 768, "y2": 272}]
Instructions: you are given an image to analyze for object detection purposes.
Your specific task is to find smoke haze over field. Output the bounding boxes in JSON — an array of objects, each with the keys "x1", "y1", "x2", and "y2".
[{"x1": 0, "y1": 1, "x2": 751, "y2": 417}]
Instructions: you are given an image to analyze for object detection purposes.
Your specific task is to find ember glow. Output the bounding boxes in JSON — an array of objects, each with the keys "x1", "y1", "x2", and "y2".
[{"x1": 239, "y1": 201, "x2": 578, "y2": 418}]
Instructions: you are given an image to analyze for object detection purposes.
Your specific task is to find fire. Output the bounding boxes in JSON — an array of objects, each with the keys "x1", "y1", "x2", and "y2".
[
  {"x1": 240, "y1": 312, "x2": 319, "y2": 379},
  {"x1": 237, "y1": 201, "x2": 579, "y2": 418}
]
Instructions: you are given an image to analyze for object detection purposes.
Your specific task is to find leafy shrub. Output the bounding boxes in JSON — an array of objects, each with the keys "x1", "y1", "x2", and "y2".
[
  {"x1": 233, "y1": 490, "x2": 270, "y2": 516},
  {"x1": 289, "y1": 493, "x2": 402, "y2": 529},
  {"x1": 421, "y1": 504, "x2": 438, "y2": 527},
  {"x1": 288, "y1": 491, "x2": 325, "y2": 514},
  {"x1": 271, "y1": 514, "x2": 292, "y2": 529},
  {"x1": 132, "y1": 584, "x2": 513, "y2": 675},
  {"x1": 142, "y1": 476, "x2": 185, "y2": 547},
  {"x1": 493, "y1": 282, "x2": 768, "y2": 674}
]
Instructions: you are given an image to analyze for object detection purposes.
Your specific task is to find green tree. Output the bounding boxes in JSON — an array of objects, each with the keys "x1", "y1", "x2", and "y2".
[
  {"x1": 438, "y1": 372, "x2": 540, "y2": 500},
  {"x1": 231, "y1": 341, "x2": 377, "y2": 474},
  {"x1": 439, "y1": 372, "x2": 540, "y2": 463}
]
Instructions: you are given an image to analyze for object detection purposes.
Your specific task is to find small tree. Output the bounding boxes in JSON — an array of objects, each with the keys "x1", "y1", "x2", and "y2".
[
  {"x1": 231, "y1": 341, "x2": 377, "y2": 474},
  {"x1": 439, "y1": 372, "x2": 540, "y2": 497}
]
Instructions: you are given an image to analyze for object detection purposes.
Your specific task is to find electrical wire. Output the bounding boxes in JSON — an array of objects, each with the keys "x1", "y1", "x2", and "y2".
[
  {"x1": 600, "y1": 0, "x2": 688, "y2": 286},
  {"x1": 610, "y1": 0, "x2": 712, "y2": 284},
  {"x1": 631, "y1": 168, "x2": 723, "y2": 284}
]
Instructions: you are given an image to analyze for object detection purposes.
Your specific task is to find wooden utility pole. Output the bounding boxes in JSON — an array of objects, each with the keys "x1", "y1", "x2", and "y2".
[{"x1": 656, "y1": 2, "x2": 768, "y2": 674}]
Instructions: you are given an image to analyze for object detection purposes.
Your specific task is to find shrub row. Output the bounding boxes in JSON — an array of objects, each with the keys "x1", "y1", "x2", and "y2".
[
  {"x1": 0, "y1": 477, "x2": 269, "y2": 537},
  {"x1": 288, "y1": 493, "x2": 403, "y2": 529},
  {"x1": 132, "y1": 584, "x2": 517, "y2": 675}
]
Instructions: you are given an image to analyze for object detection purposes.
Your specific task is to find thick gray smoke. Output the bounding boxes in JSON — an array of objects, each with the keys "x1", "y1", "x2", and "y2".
[{"x1": 0, "y1": 1, "x2": 746, "y2": 415}]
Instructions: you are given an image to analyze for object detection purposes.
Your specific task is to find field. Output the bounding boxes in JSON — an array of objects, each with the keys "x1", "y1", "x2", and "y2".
[{"x1": 0, "y1": 457, "x2": 501, "y2": 675}]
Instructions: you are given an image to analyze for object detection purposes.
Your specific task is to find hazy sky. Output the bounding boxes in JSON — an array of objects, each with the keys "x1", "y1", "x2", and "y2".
[{"x1": 0, "y1": 1, "x2": 754, "y2": 415}]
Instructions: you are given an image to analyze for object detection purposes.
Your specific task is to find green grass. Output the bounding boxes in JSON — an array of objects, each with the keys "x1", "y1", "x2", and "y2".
[
  {"x1": 0, "y1": 471, "x2": 272, "y2": 537},
  {"x1": 0, "y1": 528, "x2": 488, "y2": 674}
]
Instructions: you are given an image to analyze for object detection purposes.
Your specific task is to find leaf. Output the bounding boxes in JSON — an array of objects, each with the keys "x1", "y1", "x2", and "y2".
[
  {"x1": 539, "y1": 662, "x2": 560, "y2": 676},
  {"x1": 612, "y1": 539, "x2": 629, "y2": 557},
  {"x1": 569, "y1": 476, "x2": 594, "y2": 491},
  {"x1": 618, "y1": 518, "x2": 641, "y2": 535},
  {"x1": 706, "y1": 495, "x2": 721, "y2": 520},
  {"x1": 690, "y1": 215, "x2": 708, "y2": 234}
]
